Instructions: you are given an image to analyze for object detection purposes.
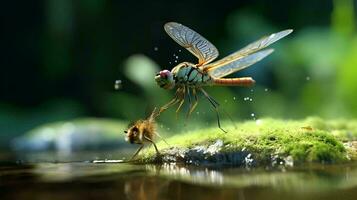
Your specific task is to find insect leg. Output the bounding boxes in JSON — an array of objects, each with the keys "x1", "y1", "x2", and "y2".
[
  {"x1": 159, "y1": 88, "x2": 182, "y2": 114},
  {"x1": 176, "y1": 86, "x2": 186, "y2": 116},
  {"x1": 200, "y1": 89, "x2": 237, "y2": 129},
  {"x1": 149, "y1": 107, "x2": 160, "y2": 121},
  {"x1": 154, "y1": 132, "x2": 170, "y2": 146},
  {"x1": 129, "y1": 144, "x2": 144, "y2": 161},
  {"x1": 159, "y1": 98, "x2": 178, "y2": 113},
  {"x1": 200, "y1": 88, "x2": 227, "y2": 133},
  {"x1": 186, "y1": 87, "x2": 192, "y2": 114},
  {"x1": 203, "y1": 89, "x2": 220, "y2": 107},
  {"x1": 222, "y1": 108, "x2": 237, "y2": 129},
  {"x1": 144, "y1": 135, "x2": 160, "y2": 156},
  {"x1": 187, "y1": 87, "x2": 199, "y2": 117}
]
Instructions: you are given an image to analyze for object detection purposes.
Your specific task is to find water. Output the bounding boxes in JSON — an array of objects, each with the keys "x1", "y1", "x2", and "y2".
[
  {"x1": 1, "y1": 152, "x2": 357, "y2": 200},
  {"x1": 243, "y1": 97, "x2": 253, "y2": 102},
  {"x1": 114, "y1": 80, "x2": 122, "y2": 90}
]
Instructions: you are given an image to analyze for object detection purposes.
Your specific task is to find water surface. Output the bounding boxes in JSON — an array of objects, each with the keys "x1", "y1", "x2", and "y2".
[{"x1": 1, "y1": 152, "x2": 357, "y2": 200}]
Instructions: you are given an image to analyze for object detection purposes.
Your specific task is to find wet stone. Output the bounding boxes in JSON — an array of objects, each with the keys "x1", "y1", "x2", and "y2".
[{"x1": 147, "y1": 140, "x2": 262, "y2": 167}]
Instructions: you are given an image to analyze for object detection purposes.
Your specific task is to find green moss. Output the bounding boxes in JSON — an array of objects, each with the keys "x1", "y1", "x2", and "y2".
[{"x1": 139, "y1": 118, "x2": 357, "y2": 165}]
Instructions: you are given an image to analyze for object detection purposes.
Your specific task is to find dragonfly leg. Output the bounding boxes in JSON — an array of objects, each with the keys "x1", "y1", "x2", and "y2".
[
  {"x1": 200, "y1": 89, "x2": 237, "y2": 129},
  {"x1": 129, "y1": 144, "x2": 144, "y2": 161},
  {"x1": 159, "y1": 98, "x2": 178, "y2": 113},
  {"x1": 176, "y1": 86, "x2": 186, "y2": 117},
  {"x1": 200, "y1": 88, "x2": 227, "y2": 133},
  {"x1": 144, "y1": 135, "x2": 160, "y2": 156},
  {"x1": 187, "y1": 88, "x2": 199, "y2": 117},
  {"x1": 159, "y1": 88, "x2": 182, "y2": 114},
  {"x1": 186, "y1": 87, "x2": 192, "y2": 114}
]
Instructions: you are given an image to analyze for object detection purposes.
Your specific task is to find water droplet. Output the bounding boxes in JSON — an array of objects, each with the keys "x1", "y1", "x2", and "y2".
[
  {"x1": 249, "y1": 98, "x2": 253, "y2": 102},
  {"x1": 264, "y1": 88, "x2": 268, "y2": 92},
  {"x1": 224, "y1": 99, "x2": 228, "y2": 103},
  {"x1": 174, "y1": 60, "x2": 177, "y2": 63},
  {"x1": 233, "y1": 97, "x2": 236, "y2": 100},
  {"x1": 306, "y1": 76, "x2": 310, "y2": 81},
  {"x1": 114, "y1": 80, "x2": 122, "y2": 90},
  {"x1": 173, "y1": 53, "x2": 176, "y2": 57},
  {"x1": 175, "y1": 56, "x2": 179, "y2": 59},
  {"x1": 250, "y1": 89, "x2": 254, "y2": 92},
  {"x1": 196, "y1": 111, "x2": 200, "y2": 115},
  {"x1": 251, "y1": 113, "x2": 257, "y2": 121},
  {"x1": 154, "y1": 47, "x2": 158, "y2": 51},
  {"x1": 256, "y1": 119, "x2": 262, "y2": 125},
  {"x1": 169, "y1": 62, "x2": 171, "y2": 64},
  {"x1": 178, "y1": 49, "x2": 182, "y2": 52}
]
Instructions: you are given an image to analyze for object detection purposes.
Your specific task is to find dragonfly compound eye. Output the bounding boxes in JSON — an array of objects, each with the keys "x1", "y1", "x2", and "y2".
[
  {"x1": 160, "y1": 70, "x2": 172, "y2": 78},
  {"x1": 155, "y1": 70, "x2": 175, "y2": 90}
]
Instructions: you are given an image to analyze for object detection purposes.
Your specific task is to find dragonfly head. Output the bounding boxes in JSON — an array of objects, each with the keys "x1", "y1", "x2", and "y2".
[{"x1": 155, "y1": 70, "x2": 175, "y2": 90}]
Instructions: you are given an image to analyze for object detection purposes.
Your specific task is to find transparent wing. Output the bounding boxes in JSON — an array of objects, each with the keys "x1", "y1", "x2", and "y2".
[
  {"x1": 164, "y1": 22, "x2": 219, "y2": 65},
  {"x1": 203, "y1": 29, "x2": 292, "y2": 71},
  {"x1": 208, "y1": 49, "x2": 274, "y2": 78}
]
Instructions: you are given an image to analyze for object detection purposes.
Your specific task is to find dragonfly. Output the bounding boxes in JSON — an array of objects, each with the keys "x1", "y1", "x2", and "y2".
[{"x1": 155, "y1": 22, "x2": 292, "y2": 132}]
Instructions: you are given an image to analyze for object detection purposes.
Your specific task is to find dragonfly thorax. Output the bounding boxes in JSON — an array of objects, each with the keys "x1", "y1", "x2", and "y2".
[
  {"x1": 171, "y1": 62, "x2": 213, "y2": 87},
  {"x1": 155, "y1": 69, "x2": 175, "y2": 90}
]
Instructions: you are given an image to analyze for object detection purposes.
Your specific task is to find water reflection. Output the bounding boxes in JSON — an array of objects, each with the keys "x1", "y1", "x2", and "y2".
[
  {"x1": 146, "y1": 164, "x2": 224, "y2": 185},
  {"x1": 1, "y1": 161, "x2": 357, "y2": 200},
  {"x1": 124, "y1": 177, "x2": 170, "y2": 200}
]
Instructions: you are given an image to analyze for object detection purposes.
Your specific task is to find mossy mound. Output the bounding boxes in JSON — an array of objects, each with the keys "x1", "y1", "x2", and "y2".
[{"x1": 137, "y1": 117, "x2": 357, "y2": 166}]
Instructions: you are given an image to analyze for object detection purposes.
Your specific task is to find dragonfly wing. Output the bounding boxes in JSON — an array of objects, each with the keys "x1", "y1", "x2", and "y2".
[
  {"x1": 203, "y1": 29, "x2": 292, "y2": 71},
  {"x1": 164, "y1": 22, "x2": 219, "y2": 65},
  {"x1": 208, "y1": 49, "x2": 274, "y2": 78},
  {"x1": 234, "y1": 29, "x2": 292, "y2": 56}
]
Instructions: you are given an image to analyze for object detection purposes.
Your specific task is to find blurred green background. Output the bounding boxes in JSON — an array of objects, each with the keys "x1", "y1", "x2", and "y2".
[{"x1": 1, "y1": 0, "x2": 357, "y2": 151}]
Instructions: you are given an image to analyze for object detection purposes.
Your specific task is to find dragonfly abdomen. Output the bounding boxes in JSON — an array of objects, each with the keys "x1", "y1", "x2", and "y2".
[
  {"x1": 213, "y1": 77, "x2": 255, "y2": 87},
  {"x1": 174, "y1": 65, "x2": 212, "y2": 86}
]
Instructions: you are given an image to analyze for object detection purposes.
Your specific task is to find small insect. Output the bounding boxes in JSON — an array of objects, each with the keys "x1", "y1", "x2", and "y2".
[
  {"x1": 155, "y1": 22, "x2": 292, "y2": 132},
  {"x1": 124, "y1": 108, "x2": 165, "y2": 161}
]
